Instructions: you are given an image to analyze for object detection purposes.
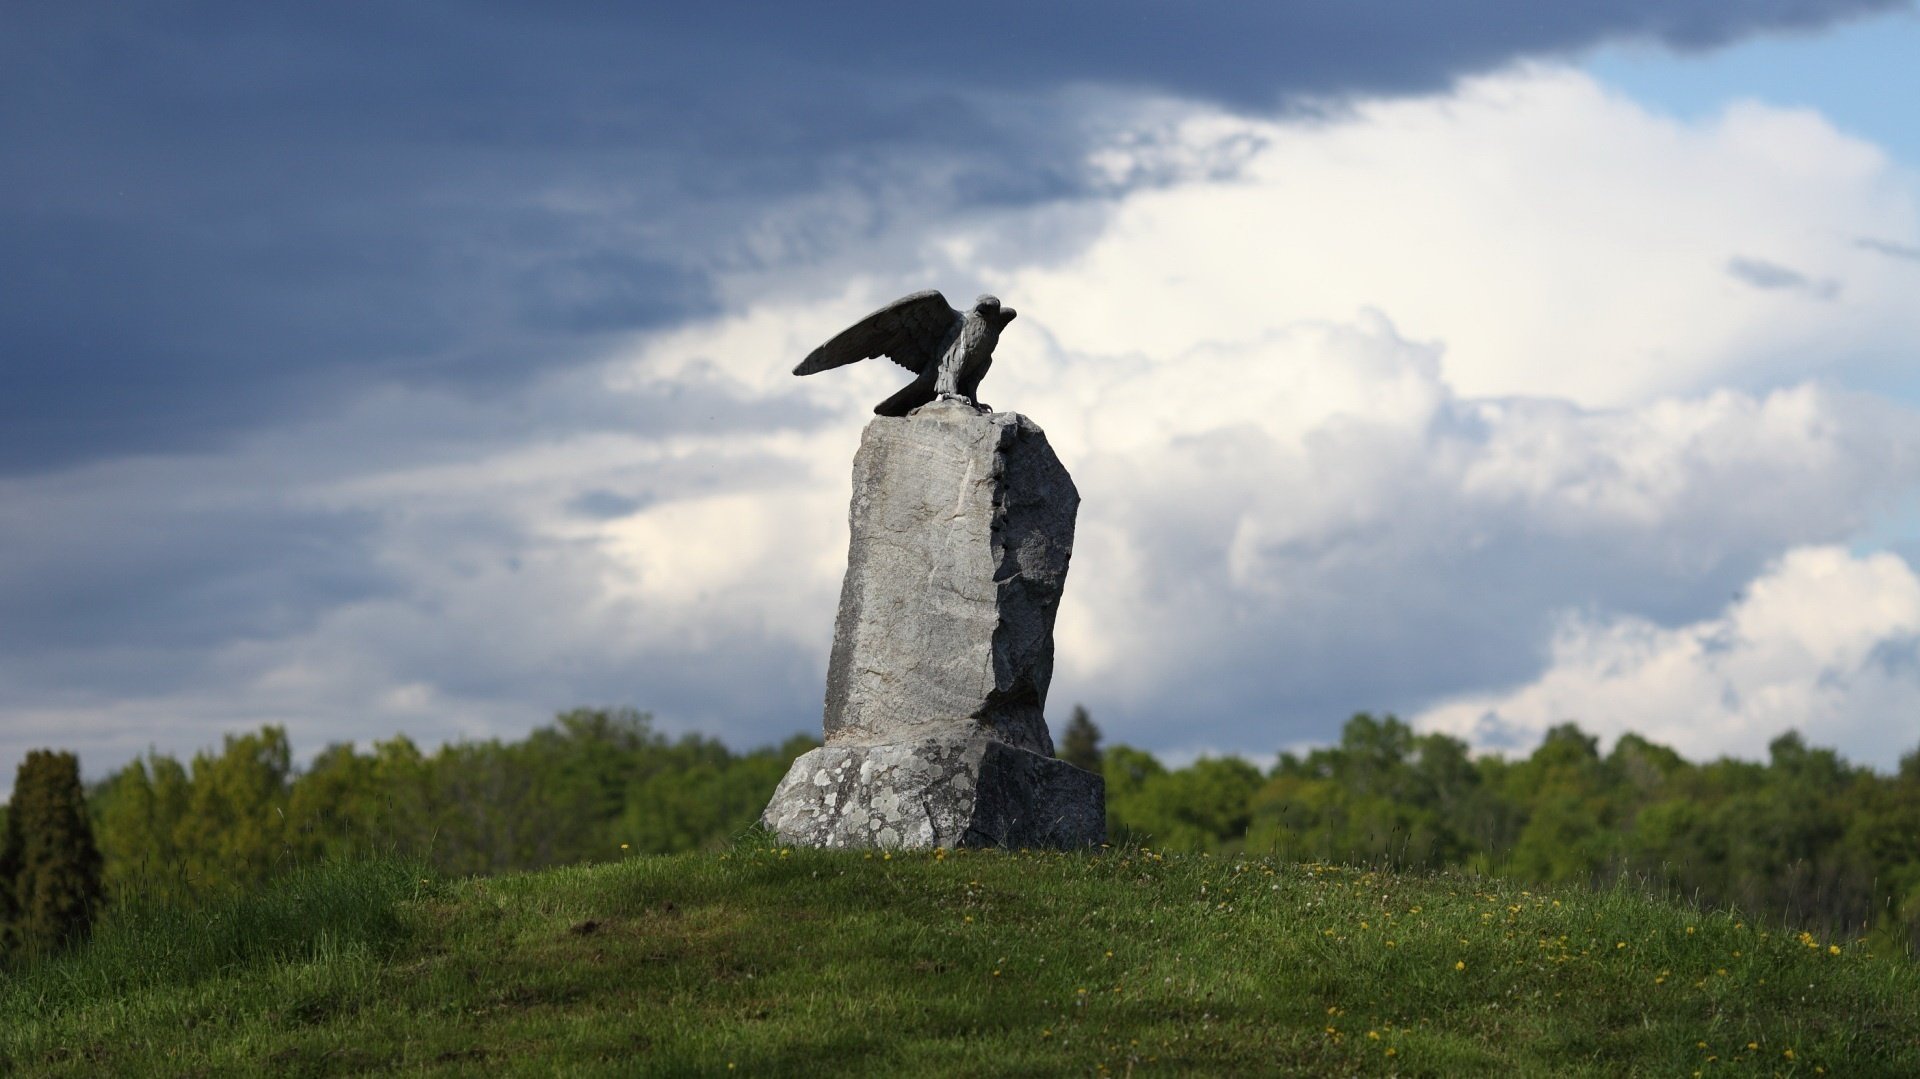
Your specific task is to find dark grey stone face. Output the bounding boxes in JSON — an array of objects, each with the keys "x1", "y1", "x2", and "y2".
[{"x1": 761, "y1": 398, "x2": 1104, "y2": 849}]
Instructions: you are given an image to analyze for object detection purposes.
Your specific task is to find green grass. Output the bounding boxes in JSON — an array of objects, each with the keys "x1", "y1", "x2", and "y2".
[{"x1": 4, "y1": 844, "x2": 1917, "y2": 1076}]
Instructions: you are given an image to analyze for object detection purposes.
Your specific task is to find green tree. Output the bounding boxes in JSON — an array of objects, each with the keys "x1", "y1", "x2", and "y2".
[
  {"x1": 1247, "y1": 715, "x2": 1474, "y2": 868},
  {"x1": 175, "y1": 727, "x2": 298, "y2": 893},
  {"x1": 93, "y1": 751, "x2": 195, "y2": 903},
  {"x1": 618, "y1": 733, "x2": 815, "y2": 854},
  {"x1": 1111, "y1": 756, "x2": 1262, "y2": 852},
  {"x1": 1059, "y1": 705, "x2": 1103, "y2": 773},
  {"x1": 1, "y1": 750, "x2": 105, "y2": 961},
  {"x1": 1497, "y1": 724, "x2": 1622, "y2": 883}
]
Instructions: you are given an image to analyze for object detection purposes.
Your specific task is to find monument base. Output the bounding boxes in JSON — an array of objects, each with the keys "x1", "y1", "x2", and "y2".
[{"x1": 760, "y1": 732, "x2": 1105, "y2": 850}]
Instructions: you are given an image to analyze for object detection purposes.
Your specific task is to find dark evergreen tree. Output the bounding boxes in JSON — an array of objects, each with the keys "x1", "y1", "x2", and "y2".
[
  {"x1": 1, "y1": 750, "x2": 105, "y2": 961},
  {"x1": 0, "y1": 796, "x2": 20, "y2": 955},
  {"x1": 1060, "y1": 705, "x2": 1104, "y2": 773}
]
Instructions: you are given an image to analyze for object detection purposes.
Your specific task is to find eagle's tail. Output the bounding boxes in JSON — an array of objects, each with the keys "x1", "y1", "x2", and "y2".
[{"x1": 874, "y1": 378, "x2": 935, "y2": 417}]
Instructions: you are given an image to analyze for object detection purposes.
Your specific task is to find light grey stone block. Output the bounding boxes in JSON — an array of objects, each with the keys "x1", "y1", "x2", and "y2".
[
  {"x1": 822, "y1": 399, "x2": 1077, "y2": 755},
  {"x1": 762, "y1": 398, "x2": 1103, "y2": 849},
  {"x1": 760, "y1": 733, "x2": 1105, "y2": 849}
]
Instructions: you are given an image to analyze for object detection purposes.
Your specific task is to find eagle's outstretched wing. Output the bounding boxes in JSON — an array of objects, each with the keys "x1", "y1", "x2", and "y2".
[{"x1": 792, "y1": 290, "x2": 958, "y2": 377}]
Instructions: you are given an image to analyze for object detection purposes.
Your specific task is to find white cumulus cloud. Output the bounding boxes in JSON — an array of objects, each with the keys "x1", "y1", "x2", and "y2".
[
  {"x1": 1415, "y1": 546, "x2": 1920, "y2": 768},
  {"x1": 1003, "y1": 67, "x2": 1920, "y2": 408}
]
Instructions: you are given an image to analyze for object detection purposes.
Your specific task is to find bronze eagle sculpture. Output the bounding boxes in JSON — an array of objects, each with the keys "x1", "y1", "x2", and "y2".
[{"x1": 792, "y1": 290, "x2": 1016, "y2": 415}]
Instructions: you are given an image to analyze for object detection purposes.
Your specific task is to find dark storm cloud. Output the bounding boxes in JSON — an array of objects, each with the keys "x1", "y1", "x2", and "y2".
[
  {"x1": 0, "y1": 360, "x2": 828, "y2": 729},
  {"x1": 645, "y1": 0, "x2": 1907, "y2": 107},
  {"x1": 2, "y1": 0, "x2": 1901, "y2": 473},
  {"x1": 568, "y1": 489, "x2": 653, "y2": 521},
  {"x1": 1726, "y1": 255, "x2": 1843, "y2": 298},
  {"x1": 1858, "y1": 236, "x2": 1920, "y2": 262}
]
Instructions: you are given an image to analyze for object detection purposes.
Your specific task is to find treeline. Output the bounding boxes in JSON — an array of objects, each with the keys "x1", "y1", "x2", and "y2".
[
  {"x1": 79, "y1": 708, "x2": 813, "y2": 904},
  {"x1": 1094, "y1": 713, "x2": 1920, "y2": 948},
  {"x1": 8, "y1": 707, "x2": 1920, "y2": 957}
]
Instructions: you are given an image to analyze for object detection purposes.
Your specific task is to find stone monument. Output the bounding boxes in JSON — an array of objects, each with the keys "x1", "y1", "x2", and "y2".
[{"x1": 761, "y1": 290, "x2": 1106, "y2": 848}]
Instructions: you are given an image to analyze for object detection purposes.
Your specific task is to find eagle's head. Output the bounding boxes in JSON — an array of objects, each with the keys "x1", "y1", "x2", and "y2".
[{"x1": 974, "y1": 294, "x2": 1017, "y2": 326}]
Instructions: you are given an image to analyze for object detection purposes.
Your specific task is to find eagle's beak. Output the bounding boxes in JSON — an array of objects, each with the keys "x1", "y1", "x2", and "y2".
[{"x1": 1003, "y1": 307, "x2": 1017, "y2": 322}]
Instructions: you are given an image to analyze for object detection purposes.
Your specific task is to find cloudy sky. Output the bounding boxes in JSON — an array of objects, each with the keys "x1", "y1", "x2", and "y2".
[{"x1": 7, "y1": 1, "x2": 1920, "y2": 791}]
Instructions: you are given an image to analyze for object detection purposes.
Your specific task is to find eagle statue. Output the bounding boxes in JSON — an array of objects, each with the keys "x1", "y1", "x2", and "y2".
[{"x1": 792, "y1": 290, "x2": 1016, "y2": 416}]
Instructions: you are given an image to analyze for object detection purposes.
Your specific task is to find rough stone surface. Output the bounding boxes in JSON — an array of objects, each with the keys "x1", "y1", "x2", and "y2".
[
  {"x1": 761, "y1": 732, "x2": 1105, "y2": 849},
  {"x1": 762, "y1": 398, "x2": 1101, "y2": 849},
  {"x1": 822, "y1": 399, "x2": 1077, "y2": 755}
]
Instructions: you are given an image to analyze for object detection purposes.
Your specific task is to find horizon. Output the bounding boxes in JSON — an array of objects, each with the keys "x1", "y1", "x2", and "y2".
[{"x1": 2, "y1": 704, "x2": 1906, "y2": 804}]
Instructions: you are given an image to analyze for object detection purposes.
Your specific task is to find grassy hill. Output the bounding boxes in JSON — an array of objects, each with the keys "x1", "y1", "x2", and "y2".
[{"x1": 4, "y1": 843, "x2": 1917, "y2": 1076}]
